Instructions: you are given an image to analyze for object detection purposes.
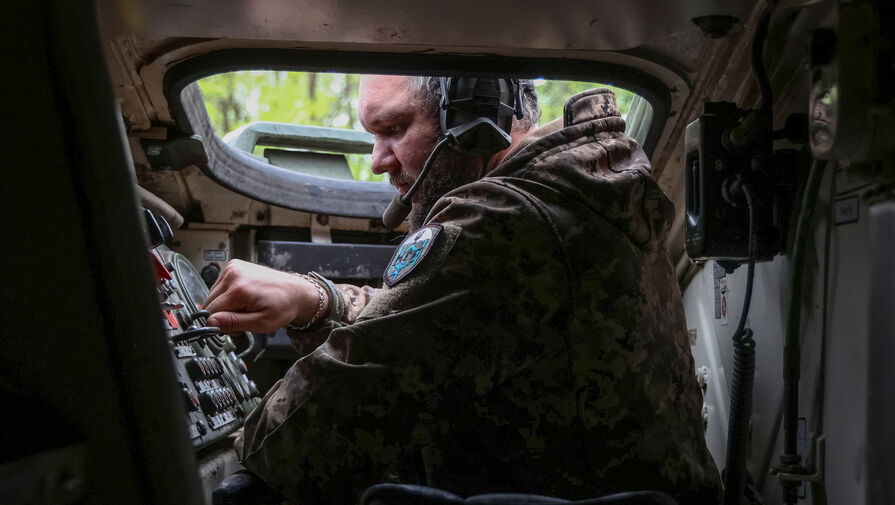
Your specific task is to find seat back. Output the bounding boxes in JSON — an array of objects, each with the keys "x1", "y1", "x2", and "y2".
[{"x1": 361, "y1": 483, "x2": 678, "y2": 505}]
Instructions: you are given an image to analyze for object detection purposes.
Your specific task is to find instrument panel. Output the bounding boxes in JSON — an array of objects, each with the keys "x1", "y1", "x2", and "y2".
[{"x1": 147, "y1": 217, "x2": 262, "y2": 449}]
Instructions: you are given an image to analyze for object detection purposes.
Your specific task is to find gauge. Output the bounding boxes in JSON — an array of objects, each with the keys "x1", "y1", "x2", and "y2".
[{"x1": 173, "y1": 253, "x2": 210, "y2": 313}]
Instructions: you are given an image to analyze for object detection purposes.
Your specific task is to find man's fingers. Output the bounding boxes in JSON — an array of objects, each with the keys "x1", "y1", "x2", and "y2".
[
  {"x1": 205, "y1": 276, "x2": 229, "y2": 307},
  {"x1": 207, "y1": 311, "x2": 267, "y2": 334},
  {"x1": 202, "y1": 292, "x2": 228, "y2": 315},
  {"x1": 204, "y1": 260, "x2": 241, "y2": 306},
  {"x1": 201, "y1": 259, "x2": 297, "y2": 333}
]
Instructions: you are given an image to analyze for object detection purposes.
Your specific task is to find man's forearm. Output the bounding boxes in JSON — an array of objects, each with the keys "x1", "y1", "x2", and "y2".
[{"x1": 285, "y1": 274, "x2": 380, "y2": 355}]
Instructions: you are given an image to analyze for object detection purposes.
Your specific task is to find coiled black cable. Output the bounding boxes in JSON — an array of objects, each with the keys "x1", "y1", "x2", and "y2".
[
  {"x1": 722, "y1": 3, "x2": 778, "y2": 500},
  {"x1": 723, "y1": 183, "x2": 758, "y2": 505}
]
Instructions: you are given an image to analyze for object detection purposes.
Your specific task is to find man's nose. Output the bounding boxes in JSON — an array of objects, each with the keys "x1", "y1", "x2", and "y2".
[{"x1": 370, "y1": 141, "x2": 399, "y2": 175}]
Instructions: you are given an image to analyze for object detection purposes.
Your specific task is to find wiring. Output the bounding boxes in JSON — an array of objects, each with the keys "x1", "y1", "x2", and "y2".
[
  {"x1": 777, "y1": 158, "x2": 828, "y2": 504},
  {"x1": 806, "y1": 161, "x2": 836, "y2": 505},
  {"x1": 723, "y1": 183, "x2": 758, "y2": 505},
  {"x1": 236, "y1": 332, "x2": 256, "y2": 359},
  {"x1": 722, "y1": 4, "x2": 777, "y2": 500},
  {"x1": 752, "y1": 3, "x2": 777, "y2": 119}
]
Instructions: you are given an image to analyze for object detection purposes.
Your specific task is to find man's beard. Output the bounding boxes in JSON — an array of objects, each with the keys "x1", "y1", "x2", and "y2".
[{"x1": 400, "y1": 149, "x2": 485, "y2": 232}]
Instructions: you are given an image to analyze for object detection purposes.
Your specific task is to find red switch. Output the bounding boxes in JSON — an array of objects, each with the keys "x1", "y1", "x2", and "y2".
[
  {"x1": 150, "y1": 251, "x2": 172, "y2": 281},
  {"x1": 163, "y1": 309, "x2": 179, "y2": 329}
]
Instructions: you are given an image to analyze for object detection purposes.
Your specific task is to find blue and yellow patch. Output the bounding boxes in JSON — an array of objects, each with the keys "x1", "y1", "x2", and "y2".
[{"x1": 383, "y1": 224, "x2": 442, "y2": 287}]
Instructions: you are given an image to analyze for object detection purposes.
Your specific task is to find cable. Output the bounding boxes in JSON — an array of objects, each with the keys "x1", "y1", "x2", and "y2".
[
  {"x1": 752, "y1": 4, "x2": 776, "y2": 118},
  {"x1": 735, "y1": 186, "x2": 757, "y2": 335},
  {"x1": 237, "y1": 331, "x2": 256, "y2": 359},
  {"x1": 723, "y1": 183, "x2": 758, "y2": 505},
  {"x1": 807, "y1": 161, "x2": 835, "y2": 505},
  {"x1": 816, "y1": 164, "x2": 834, "y2": 434},
  {"x1": 722, "y1": 1, "x2": 777, "y2": 153},
  {"x1": 721, "y1": 7, "x2": 785, "y2": 500},
  {"x1": 777, "y1": 158, "x2": 828, "y2": 504}
]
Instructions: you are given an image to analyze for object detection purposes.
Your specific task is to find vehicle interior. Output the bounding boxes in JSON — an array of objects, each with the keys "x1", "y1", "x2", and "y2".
[{"x1": 1, "y1": 0, "x2": 892, "y2": 504}]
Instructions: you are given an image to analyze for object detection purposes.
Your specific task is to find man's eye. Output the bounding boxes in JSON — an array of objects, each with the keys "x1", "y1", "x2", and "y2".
[{"x1": 387, "y1": 125, "x2": 404, "y2": 136}]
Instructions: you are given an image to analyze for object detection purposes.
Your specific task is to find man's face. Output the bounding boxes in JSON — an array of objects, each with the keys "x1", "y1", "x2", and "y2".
[
  {"x1": 358, "y1": 75, "x2": 440, "y2": 197},
  {"x1": 359, "y1": 75, "x2": 483, "y2": 230}
]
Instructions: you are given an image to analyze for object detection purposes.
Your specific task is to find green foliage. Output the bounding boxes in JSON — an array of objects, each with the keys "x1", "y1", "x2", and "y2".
[
  {"x1": 534, "y1": 80, "x2": 634, "y2": 124},
  {"x1": 199, "y1": 71, "x2": 375, "y2": 180},
  {"x1": 199, "y1": 71, "x2": 361, "y2": 131},
  {"x1": 198, "y1": 72, "x2": 637, "y2": 182}
]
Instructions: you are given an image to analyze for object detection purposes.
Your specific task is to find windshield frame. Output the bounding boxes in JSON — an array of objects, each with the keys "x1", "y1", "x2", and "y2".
[{"x1": 165, "y1": 49, "x2": 672, "y2": 217}]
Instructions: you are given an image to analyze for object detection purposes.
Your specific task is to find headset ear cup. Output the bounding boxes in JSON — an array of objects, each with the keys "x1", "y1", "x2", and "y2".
[{"x1": 439, "y1": 77, "x2": 520, "y2": 157}]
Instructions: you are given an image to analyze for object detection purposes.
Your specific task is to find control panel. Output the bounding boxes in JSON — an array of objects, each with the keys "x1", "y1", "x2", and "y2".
[{"x1": 145, "y1": 209, "x2": 262, "y2": 449}]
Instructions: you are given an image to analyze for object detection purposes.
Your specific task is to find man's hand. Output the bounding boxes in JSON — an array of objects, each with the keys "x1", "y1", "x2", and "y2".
[{"x1": 204, "y1": 259, "x2": 323, "y2": 334}]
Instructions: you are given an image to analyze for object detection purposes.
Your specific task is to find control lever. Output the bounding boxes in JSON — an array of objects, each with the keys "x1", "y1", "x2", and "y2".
[
  {"x1": 143, "y1": 208, "x2": 165, "y2": 248},
  {"x1": 188, "y1": 310, "x2": 212, "y2": 323},
  {"x1": 171, "y1": 326, "x2": 221, "y2": 343},
  {"x1": 157, "y1": 215, "x2": 174, "y2": 246}
]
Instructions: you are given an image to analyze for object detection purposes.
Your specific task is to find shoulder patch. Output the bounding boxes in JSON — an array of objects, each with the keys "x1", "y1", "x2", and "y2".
[{"x1": 383, "y1": 224, "x2": 443, "y2": 287}]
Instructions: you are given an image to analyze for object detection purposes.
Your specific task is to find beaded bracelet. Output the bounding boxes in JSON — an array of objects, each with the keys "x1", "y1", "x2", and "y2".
[{"x1": 286, "y1": 273, "x2": 326, "y2": 332}]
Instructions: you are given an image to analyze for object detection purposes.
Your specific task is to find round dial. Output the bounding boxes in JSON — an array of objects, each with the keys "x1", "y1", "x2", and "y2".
[{"x1": 173, "y1": 254, "x2": 209, "y2": 313}]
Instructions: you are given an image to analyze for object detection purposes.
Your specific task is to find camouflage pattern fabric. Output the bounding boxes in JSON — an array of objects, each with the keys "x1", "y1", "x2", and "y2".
[
  {"x1": 236, "y1": 88, "x2": 722, "y2": 504},
  {"x1": 286, "y1": 282, "x2": 380, "y2": 355}
]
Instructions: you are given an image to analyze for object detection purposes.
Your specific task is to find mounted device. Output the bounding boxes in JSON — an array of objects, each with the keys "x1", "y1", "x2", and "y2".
[
  {"x1": 808, "y1": 1, "x2": 894, "y2": 162},
  {"x1": 684, "y1": 102, "x2": 803, "y2": 268},
  {"x1": 381, "y1": 77, "x2": 524, "y2": 229}
]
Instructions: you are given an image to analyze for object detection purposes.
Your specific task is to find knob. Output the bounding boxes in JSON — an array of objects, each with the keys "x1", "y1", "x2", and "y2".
[{"x1": 201, "y1": 263, "x2": 220, "y2": 288}]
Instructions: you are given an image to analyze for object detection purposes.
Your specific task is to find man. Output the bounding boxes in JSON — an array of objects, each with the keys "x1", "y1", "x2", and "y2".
[{"x1": 205, "y1": 75, "x2": 721, "y2": 504}]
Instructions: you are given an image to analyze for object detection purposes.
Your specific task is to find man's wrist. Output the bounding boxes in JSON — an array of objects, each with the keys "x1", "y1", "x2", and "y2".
[
  {"x1": 286, "y1": 273, "x2": 328, "y2": 331},
  {"x1": 307, "y1": 271, "x2": 345, "y2": 322}
]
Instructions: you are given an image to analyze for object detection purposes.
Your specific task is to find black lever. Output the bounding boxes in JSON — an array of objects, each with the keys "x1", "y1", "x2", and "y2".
[
  {"x1": 142, "y1": 208, "x2": 164, "y2": 248},
  {"x1": 171, "y1": 326, "x2": 221, "y2": 343}
]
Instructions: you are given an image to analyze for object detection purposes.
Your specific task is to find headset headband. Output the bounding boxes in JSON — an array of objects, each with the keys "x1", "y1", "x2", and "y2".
[{"x1": 438, "y1": 77, "x2": 524, "y2": 157}]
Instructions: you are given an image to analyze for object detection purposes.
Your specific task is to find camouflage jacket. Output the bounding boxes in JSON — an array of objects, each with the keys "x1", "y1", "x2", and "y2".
[{"x1": 236, "y1": 89, "x2": 722, "y2": 504}]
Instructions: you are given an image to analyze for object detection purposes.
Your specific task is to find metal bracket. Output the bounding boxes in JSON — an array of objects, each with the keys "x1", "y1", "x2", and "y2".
[
  {"x1": 772, "y1": 436, "x2": 825, "y2": 483},
  {"x1": 141, "y1": 134, "x2": 208, "y2": 172},
  {"x1": 310, "y1": 214, "x2": 333, "y2": 244}
]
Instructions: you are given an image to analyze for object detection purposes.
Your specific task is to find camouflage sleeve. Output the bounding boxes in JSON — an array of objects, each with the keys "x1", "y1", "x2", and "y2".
[
  {"x1": 333, "y1": 282, "x2": 380, "y2": 324},
  {"x1": 285, "y1": 276, "x2": 381, "y2": 355},
  {"x1": 235, "y1": 180, "x2": 569, "y2": 504}
]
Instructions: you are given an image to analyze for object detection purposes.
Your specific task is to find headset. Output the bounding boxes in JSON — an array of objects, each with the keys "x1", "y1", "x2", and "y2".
[{"x1": 381, "y1": 77, "x2": 525, "y2": 229}]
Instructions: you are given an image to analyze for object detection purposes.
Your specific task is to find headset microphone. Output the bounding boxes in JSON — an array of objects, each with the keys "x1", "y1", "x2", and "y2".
[
  {"x1": 381, "y1": 77, "x2": 524, "y2": 229},
  {"x1": 381, "y1": 136, "x2": 451, "y2": 229}
]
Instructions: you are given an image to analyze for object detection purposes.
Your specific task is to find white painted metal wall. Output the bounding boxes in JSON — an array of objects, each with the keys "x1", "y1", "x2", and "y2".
[{"x1": 682, "y1": 168, "x2": 879, "y2": 504}]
